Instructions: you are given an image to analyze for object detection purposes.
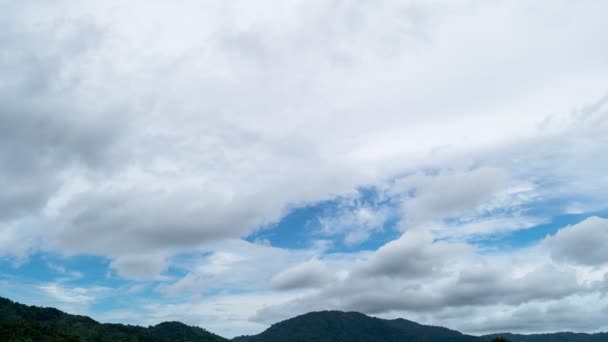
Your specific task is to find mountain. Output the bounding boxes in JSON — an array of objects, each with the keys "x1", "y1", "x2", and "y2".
[
  {"x1": 0, "y1": 297, "x2": 226, "y2": 342},
  {"x1": 480, "y1": 332, "x2": 608, "y2": 342},
  {"x1": 1, "y1": 296, "x2": 608, "y2": 342},
  {"x1": 233, "y1": 311, "x2": 608, "y2": 342},
  {"x1": 149, "y1": 321, "x2": 227, "y2": 342},
  {"x1": 232, "y1": 310, "x2": 479, "y2": 342}
]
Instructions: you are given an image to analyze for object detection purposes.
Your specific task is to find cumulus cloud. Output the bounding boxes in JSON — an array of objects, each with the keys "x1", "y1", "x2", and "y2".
[
  {"x1": 544, "y1": 216, "x2": 608, "y2": 266},
  {"x1": 158, "y1": 239, "x2": 320, "y2": 295},
  {"x1": 0, "y1": 0, "x2": 606, "y2": 269},
  {"x1": 399, "y1": 168, "x2": 509, "y2": 223},
  {"x1": 0, "y1": 15, "x2": 119, "y2": 222},
  {"x1": 271, "y1": 259, "x2": 334, "y2": 291},
  {"x1": 354, "y1": 230, "x2": 472, "y2": 279},
  {"x1": 453, "y1": 294, "x2": 608, "y2": 334},
  {"x1": 2, "y1": 0, "x2": 608, "y2": 337},
  {"x1": 252, "y1": 229, "x2": 596, "y2": 328}
]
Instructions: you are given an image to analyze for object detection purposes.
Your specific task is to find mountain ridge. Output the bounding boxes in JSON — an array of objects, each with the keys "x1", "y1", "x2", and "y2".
[
  {"x1": 233, "y1": 310, "x2": 479, "y2": 342},
  {"x1": 1, "y1": 296, "x2": 607, "y2": 341},
  {"x1": 0, "y1": 296, "x2": 226, "y2": 341}
]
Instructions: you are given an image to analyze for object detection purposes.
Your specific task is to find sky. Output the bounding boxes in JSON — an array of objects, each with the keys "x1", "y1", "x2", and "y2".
[{"x1": 1, "y1": 0, "x2": 608, "y2": 338}]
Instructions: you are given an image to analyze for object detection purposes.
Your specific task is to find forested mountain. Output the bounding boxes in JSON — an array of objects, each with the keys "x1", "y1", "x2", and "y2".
[
  {"x1": 232, "y1": 311, "x2": 479, "y2": 342},
  {"x1": 233, "y1": 311, "x2": 608, "y2": 342},
  {"x1": 479, "y1": 332, "x2": 608, "y2": 342},
  {"x1": 0, "y1": 297, "x2": 226, "y2": 342},
  {"x1": 1, "y1": 296, "x2": 606, "y2": 342}
]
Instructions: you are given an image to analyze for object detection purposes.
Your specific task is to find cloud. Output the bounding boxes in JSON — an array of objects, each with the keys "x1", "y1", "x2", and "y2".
[
  {"x1": 271, "y1": 259, "x2": 334, "y2": 291},
  {"x1": 399, "y1": 168, "x2": 509, "y2": 223},
  {"x1": 38, "y1": 283, "x2": 95, "y2": 305},
  {"x1": 158, "y1": 239, "x2": 320, "y2": 295},
  {"x1": 0, "y1": 16, "x2": 118, "y2": 223},
  {"x1": 544, "y1": 216, "x2": 608, "y2": 266},
  {"x1": 2, "y1": 1, "x2": 608, "y2": 337},
  {"x1": 110, "y1": 253, "x2": 169, "y2": 280},
  {"x1": 354, "y1": 230, "x2": 472, "y2": 279},
  {"x1": 0, "y1": 0, "x2": 606, "y2": 270},
  {"x1": 252, "y1": 228, "x2": 595, "y2": 327},
  {"x1": 315, "y1": 194, "x2": 393, "y2": 245},
  {"x1": 454, "y1": 294, "x2": 608, "y2": 334}
]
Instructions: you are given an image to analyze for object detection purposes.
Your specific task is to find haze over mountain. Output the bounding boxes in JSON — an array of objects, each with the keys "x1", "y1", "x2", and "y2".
[
  {"x1": 2, "y1": 297, "x2": 607, "y2": 342},
  {"x1": 2, "y1": 0, "x2": 608, "y2": 338}
]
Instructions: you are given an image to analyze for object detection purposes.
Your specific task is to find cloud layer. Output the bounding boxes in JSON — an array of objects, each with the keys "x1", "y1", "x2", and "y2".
[{"x1": 1, "y1": 0, "x2": 608, "y2": 338}]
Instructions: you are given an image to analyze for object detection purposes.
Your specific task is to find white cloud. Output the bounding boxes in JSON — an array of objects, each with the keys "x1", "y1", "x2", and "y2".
[
  {"x1": 271, "y1": 259, "x2": 334, "y2": 291},
  {"x1": 354, "y1": 230, "x2": 472, "y2": 279},
  {"x1": 158, "y1": 239, "x2": 319, "y2": 295},
  {"x1": 38, "y1": 283, "x2": 94, "y2": 305},
  {"x1": 1, "y1": 0, "x2": 608, "y2": 336},
  {"x1": 110, "y1": 253, "x2": 169, "y2": 280},
  {"x1": 252, "y1": 224, "x2": 606, "y2": 332},
  {"x1": 452, "y1": 293, "x2": 608, "y2": 334},
  {"x1": 316, "y1": 196, "x2": 393, "y2": 245},
  {"x1": 399, "y1": 168, "x2": 509, "y2": 223},
  {"x1": 0, "y1": 0, "x2": 606, "y2": 267}
]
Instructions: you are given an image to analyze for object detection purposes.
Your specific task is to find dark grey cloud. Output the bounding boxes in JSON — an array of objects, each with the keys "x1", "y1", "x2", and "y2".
[
  {"x1": 254, "y1": 262, "x2": 587, "y2": 325},
  {"x1": 0, "y1": 14, "x2": 124, "y2": 223},
  {"x1": 339, "y1": 265, "x2": 581, "y2": 314},
  {"x1": 544, "y1": 216, "x2": 608, "y2": 266},
  {"x1": 253, "y1": 231, "x2": 588, "y2": 326},
  {"x1": 52, "y1": 188, "x2": 274, "y2": 255},
  {"x1": 457, "y1": 298, "x2": 608, "y2": 334}
]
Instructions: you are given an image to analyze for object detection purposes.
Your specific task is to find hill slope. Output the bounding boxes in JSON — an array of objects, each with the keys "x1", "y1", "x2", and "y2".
[
  {"x1": 0, "y1": 297, "x2": 226, "y2": 342},
  {"x1": 232, "y1": 310, "x2": 479, "y2": 342},
  {"x1": 1, "y1": 296, "x2": 608, "y2": 342},
  {"x1": 479, "y1": 332, "x2": 608, "y2": 342}
]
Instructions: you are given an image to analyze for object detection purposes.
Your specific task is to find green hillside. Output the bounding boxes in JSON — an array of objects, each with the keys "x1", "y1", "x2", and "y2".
[
  {"x1": 1, "y1": 296, "x2": 607, "y2": 342},
  {"x1": 232, "y1": 310, "x2": 479, "y2": 342},
  {"x1": 480, "y1": 332, "x2": 608, "y2": 342},
  {"x1": 0, "y1": 297, "x2": 226, "y2": 342}
]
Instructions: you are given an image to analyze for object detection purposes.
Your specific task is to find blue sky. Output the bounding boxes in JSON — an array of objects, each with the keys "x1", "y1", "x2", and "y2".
[{"x1": 2, "y1": 0, "x2": 608, "y2": 338}]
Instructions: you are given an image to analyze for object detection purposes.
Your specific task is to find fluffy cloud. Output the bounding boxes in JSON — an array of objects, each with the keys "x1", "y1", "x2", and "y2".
[
  {"x1": 1, "y1": 0, "x2": 607, "y2": 267},
  {"x1": 253, "y1": 227, "x2": 599, "y2": 329},
  {"x1": 158, "y1": 239, "x2": 322, "y2": 294},
  {"x1": 354, "y1": 230, "x2": 472, "y2": 279},
  {"x1": 38, "y1": 283, "x2": 95, "y2": 305},
  {"x1": 544, "y1": 216, "x2": 608, "y2": 266},
  {"x1": 271, "y1": 259, "x2": 334, "y2": 291},
  {"x1": 0, "y1": 15, "x2": 119, "y2": 222},
  {"x1": 399, "y1": 168, "x2": 509, "y2": 223},
  {"x1": 2, "y1": 1, "x2": 608, "y2": 337},
  {"x1": 315, "y1": 196, "x2": 394, "y2": 246},
  {"x1": 452, "y1": 294, "x2": 608, "y2": 334}
]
